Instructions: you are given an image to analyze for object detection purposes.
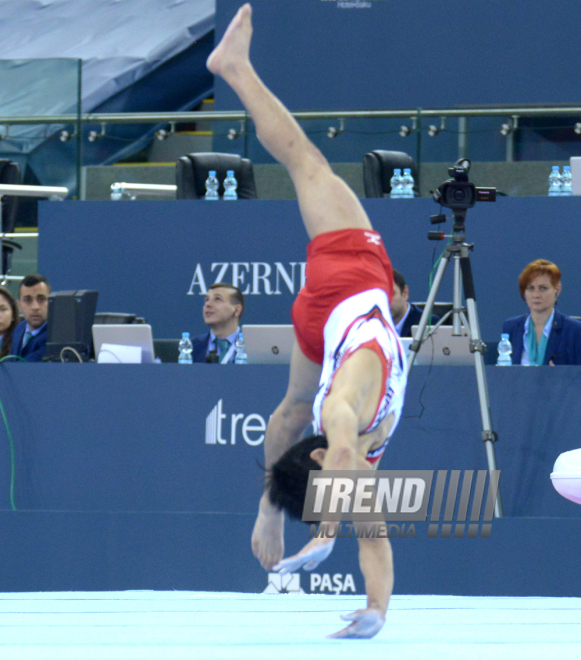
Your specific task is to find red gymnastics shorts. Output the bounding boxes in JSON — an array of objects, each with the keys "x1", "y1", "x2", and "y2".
[{"x1": 291, "y1": 228, "x2": 394, "y2": 365}]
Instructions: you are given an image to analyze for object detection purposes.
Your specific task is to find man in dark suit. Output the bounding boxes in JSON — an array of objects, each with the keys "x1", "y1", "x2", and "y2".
[
  {"x1": 11, "y1": 274, "x2": 50, "y2": 362},
  {"x1": 192, "y1": 282, "x2": 244, "y2": 363},
  {"x1": 390, "y1": 269, "x2": 439, "y2": 337}
]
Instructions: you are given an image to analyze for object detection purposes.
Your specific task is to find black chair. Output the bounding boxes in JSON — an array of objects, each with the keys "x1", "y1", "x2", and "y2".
[
  {"x1": 153, "y1": 339, "x2": 180, "y2": 363},
  {"x1": 0, "y1": 159, "x2": 22, "y2": 276},
  {"x1": 363, "y1": 150, "x2": 420, "y2": 198},
  {"x1": 93, "y1": 313, "x2": 146, "y2": 325},
  {"x1": 176, "y1": 153, "x2": 258, "y2": 199},
  {"x1": 412, "y1": 302, "x2": 453, "y2": 325},
  {"x1": 483, "y1": 341, "x2": 499, "y2": 365}
]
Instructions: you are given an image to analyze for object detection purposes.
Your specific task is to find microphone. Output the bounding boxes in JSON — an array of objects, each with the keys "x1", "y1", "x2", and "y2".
[{"x1": 205, "y1": 349, "x2": 219, "y2": 363}]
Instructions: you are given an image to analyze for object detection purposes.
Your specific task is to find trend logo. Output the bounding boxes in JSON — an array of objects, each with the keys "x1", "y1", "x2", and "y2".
[{"x1": 205, "y1": 399, "x2": 267, "y2": 447}]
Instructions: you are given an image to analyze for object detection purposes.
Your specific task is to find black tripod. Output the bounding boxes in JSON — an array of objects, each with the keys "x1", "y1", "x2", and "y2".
[{"x1": 407, "y1": 161, "x2": 503, "y2": 517}]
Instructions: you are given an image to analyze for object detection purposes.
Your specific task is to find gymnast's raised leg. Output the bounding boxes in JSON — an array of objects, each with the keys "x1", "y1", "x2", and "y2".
[{"x1": 207, "y1": 4, "x2": 372, "y2": 241}]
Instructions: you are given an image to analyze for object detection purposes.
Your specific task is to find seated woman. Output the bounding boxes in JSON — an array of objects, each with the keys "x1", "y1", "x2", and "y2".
[
  {"x1": 0, "y1": 287, "x2": 18, "y2": 359},
  {"x1": 503, "y1": 259, "x2": 581, "y2": 365}
]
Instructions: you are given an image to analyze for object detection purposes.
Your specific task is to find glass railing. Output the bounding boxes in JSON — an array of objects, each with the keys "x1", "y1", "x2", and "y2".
[{"x1": 0, "y1": 58, "x2": 81, "y2": 207}]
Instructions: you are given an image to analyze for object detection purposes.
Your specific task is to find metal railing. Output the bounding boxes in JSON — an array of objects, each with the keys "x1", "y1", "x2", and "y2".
[
  {"x1": 1, "y1": 105, "x2": 580, "y2": 197},
  {"x1": 110, "y1": 183, "x2": 177, "y2": 200},
  {"x1": 0, "y1": 184, "x2": 68, "y2": 201},
  {"x1": 1, "y1": 105, "x2": 581, "y2": 125}
]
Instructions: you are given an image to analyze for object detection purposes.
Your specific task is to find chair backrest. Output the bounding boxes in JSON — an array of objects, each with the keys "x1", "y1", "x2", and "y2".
[
  {"x1": 0, "y1": 159, "x2": 21, "y2": 233},
  {"x1": 412, "y1": 301, "x2": 453, "y2": 324},
  {"x1": 94, "y1": 313, "x2": 139, "y2": 325},
  {"x1": 362, "y1": 150, "x2": 419, "y2": 198},
  {"x1": 153, "y1": 338, "x2": 180, "y2": 363},
  {"x1": 175, "y1": 152, "x2": 257, "y2": 199}
]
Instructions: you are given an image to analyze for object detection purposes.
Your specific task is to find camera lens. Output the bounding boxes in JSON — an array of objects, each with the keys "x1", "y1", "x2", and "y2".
[{"x1": 453, "y1": 188, "x2": 466, "y2": 203}]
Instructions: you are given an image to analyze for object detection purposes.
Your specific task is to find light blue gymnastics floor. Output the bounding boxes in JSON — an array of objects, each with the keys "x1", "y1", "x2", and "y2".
[{"x1": 0, "y1": 591, "x2": 580, "y2": 660}]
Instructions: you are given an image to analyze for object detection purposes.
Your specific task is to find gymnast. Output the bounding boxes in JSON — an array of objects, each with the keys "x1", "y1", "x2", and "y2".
[{"x1": 207, "y1": 3, "x2": 407, "y2": 638}]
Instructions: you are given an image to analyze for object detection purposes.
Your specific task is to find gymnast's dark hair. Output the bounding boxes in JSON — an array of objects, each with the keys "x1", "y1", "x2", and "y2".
[{"x1": 266, "y1": 434, "x2": 328, "y2": 523}]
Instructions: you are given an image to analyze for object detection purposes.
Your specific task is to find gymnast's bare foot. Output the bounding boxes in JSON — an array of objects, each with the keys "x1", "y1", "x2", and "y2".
[
  {"x1": 251, "y1": 494, "x2": 284, "y2": 570},
  {"x1": 207, "y1": 3, "x2": 253, "y2": 80}
]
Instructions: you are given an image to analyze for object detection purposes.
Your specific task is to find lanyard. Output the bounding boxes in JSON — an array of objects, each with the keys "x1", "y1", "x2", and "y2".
[{"x1": 221, "y1": 341, "x2": 237, "y2": 364}]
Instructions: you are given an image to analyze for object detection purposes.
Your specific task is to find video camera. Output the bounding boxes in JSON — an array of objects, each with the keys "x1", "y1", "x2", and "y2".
[{"x1": 432, "y1": 159, "x2": 496, "y2": 211}]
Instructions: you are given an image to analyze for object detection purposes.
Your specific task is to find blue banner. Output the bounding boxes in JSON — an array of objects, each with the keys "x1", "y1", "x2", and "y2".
[
  {"x1": 216, "y1": 0, "x2": 581, "y2": 111},
  {"x1": 39, "y1": 197, "x2": 581, "y2": 342},
  {"x1": 1, "y1": 363, "x2": 580, "y2": 519}
]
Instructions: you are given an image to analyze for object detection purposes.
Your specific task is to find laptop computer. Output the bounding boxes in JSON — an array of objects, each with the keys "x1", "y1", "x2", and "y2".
[
  {"x1": 570, "y1": 157, "x2": 581, "y2": 195},
  {"x1": 92, "y1": 324, "x2": 155, "y2": 363},
  {"x1": 242, "y1": 324, "x2": 296, "y2": 364},
  {"x1": 410, "y1": 325, "x2": 474, "y2": 366}
]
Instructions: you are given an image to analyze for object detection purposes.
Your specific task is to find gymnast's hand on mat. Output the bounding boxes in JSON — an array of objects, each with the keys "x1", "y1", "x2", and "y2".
[
  {"x1": 327, "y1": 607, "x2": 385, "y2": 639},
  {"x1": 273, "y1": 536, "x2": 336, "y2": 574}
]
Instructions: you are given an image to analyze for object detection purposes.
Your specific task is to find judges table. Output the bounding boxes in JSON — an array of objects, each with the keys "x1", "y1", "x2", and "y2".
[{"x1": 0, "y1": 363, "x2": 580, "y2": 596}]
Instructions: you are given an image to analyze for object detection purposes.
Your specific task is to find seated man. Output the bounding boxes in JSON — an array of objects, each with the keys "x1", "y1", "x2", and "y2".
[
  {"x1": 390, "y1": 269, "x2": 439, "y2": 337},
  {"x1": 11, "y1": 274, "x2": 50, "y2": 362},
  {"x1": 192, "y1": 282, "x2": 244, "y2": 363},
  {"x1": 208, "y1": 4, "x2": 407, "y2": 638}
]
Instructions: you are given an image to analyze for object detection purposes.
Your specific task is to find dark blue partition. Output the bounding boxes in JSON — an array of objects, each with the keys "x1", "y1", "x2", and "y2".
[
  {"x1": 0, "y1": 362, "x2": 580, "y2": 594},
  {"x1": 0, "y1": 364, "x2": 580, "y2": 519},
  {"x1": 0, "y1": 511, "x2": 579, "y2": 597},
  {"x1": 39, "y1": 197, "x2": 581, "y2": 341}
]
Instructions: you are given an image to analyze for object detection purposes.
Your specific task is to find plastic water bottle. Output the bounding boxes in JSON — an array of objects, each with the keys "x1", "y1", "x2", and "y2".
[
  {"x1": 178, "y1": 332, "x2": 193, "y2": 364},
  {"x1": 561, "y1": 165, "x2": 573, "y2": 196},
  {"x1": 548, "y1": 166, "x2": 562, "y2": 197},
  {"x1": 223, "y1": 170, "x2": 238, "y2": 200},
  {"x1": 496, "y1": 333, "x2": 512, "y2": 366},
  {"x1": 389, "y1": 169, "x2": 403, "y2": 199},
  {"x1": 401, "y1": 168, "x2": 415, "y2": 198},
  {"x1": 234, "y1": 329, "x2": 247, "y2": 364},
  {"x1": 205, "y1": 170, "x2": 219, "y2": 200}
]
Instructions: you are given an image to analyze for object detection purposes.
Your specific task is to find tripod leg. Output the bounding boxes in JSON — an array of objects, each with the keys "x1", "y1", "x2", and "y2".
[
  {"x1": 406, "y1": 249, "x2": 451, "y2": 378},
  {"x1": 460, "y1": 255, "x2": 503, "y2": 517},
  {"x1": 452, "y1": 255, "x2": 465, "y2": 336}
]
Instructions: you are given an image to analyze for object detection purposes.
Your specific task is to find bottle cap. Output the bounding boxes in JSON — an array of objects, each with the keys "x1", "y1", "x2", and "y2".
[
  {"x1": 404, "y1": 168, "x2": 411, "y2": 174},
  {"x1": 564, "y1": 166, "x2": 571, "y2": 171},
  {"x1": 501, "y1": 333, "x2": 509, "y2": 340},
  {"x1": 182, "y1": 332, "x2": 190, "y2": 339},
  {"x1": 227, "y1": 170, "x2": 234, "y2": 176},
  {"x1": 208, "y1": 170, "x2": 217, "y2": 176},
  {"x1": 393, "y1": 168, "x2": 402, "y2": 175},
  {"x1": 552, "y1": 166, "x2": 559, "y2": 171}
]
